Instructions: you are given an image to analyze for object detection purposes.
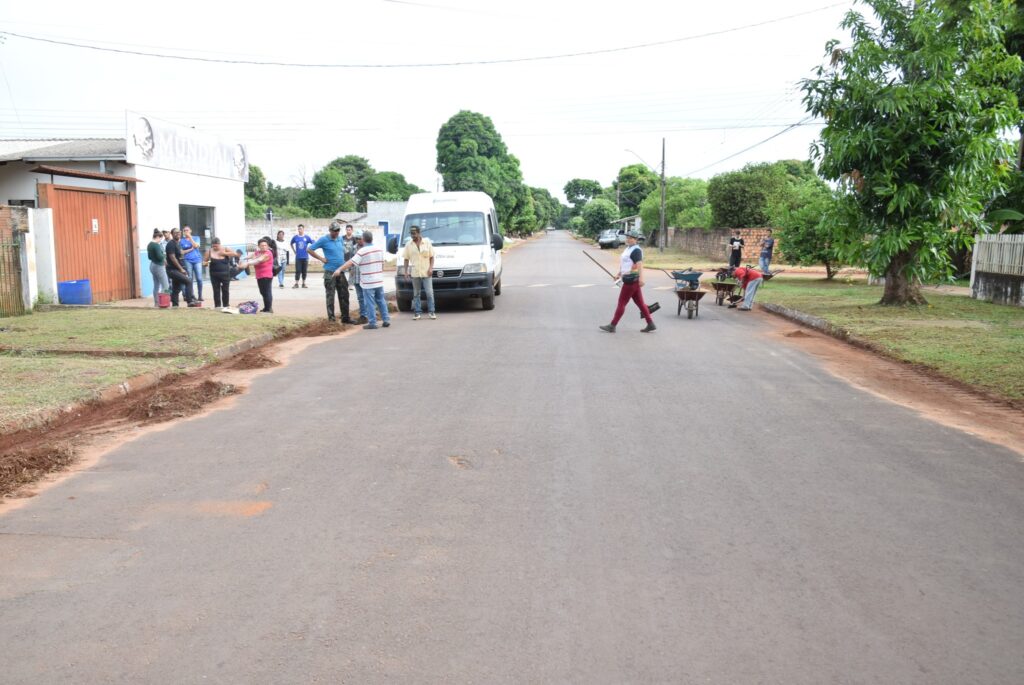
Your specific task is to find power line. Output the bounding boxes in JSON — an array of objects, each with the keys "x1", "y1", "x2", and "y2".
[
  {"x1": 684, "y1": 117, "x2": 818, "y2": 176},
  {"x1": 0, "y1": 3, "x2": 847, "y2": 69}
]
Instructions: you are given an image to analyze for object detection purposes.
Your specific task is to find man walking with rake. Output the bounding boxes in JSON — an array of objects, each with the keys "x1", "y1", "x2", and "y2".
[{"x1": 599, "y1": 231, "x2": 656, "y2": 333}]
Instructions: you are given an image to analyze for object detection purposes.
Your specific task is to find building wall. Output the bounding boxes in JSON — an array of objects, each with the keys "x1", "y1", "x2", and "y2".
[
  {"x1": 30, "y1": 208, "x2": 57, "y2": 302},
  {"x1": 130, "y1": 166, "x2": 244, "y2": 298},
  {"x1": 132, "y1": 165, "x2": 244, "y2": 245},
  {"x1": 666, "y1": 227, "x2": 778, "y2": 264},
  {"x1": 365, "y1": 201, "x2": 407, "y2": 237},
  {"x1": 0, "y1": 161, "x2": 127, "y2": 206}
]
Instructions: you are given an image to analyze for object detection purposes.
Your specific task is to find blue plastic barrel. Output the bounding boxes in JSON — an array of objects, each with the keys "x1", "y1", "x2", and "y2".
[{"x1": 57, "y1": 279, "x2": 92, "y2": 305}]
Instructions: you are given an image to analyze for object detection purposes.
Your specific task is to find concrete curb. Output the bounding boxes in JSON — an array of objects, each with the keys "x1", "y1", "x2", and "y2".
[{"x1": 759, "y1": 303, "x2": 858, "y2": 343}]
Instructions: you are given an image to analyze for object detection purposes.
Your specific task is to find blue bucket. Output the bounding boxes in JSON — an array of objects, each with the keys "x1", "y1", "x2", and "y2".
[{"x1": 57, "y1": 279, "x2": 92, "y2": 305}]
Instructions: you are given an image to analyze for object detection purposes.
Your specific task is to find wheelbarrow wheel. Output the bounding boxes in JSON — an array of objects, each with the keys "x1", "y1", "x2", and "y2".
[
  {"x1": 687, "y1": 301, "x2": 695, "y2": 319},
  {"x1": 716, "y1": 290, "x2": 724, "y2": 306}
]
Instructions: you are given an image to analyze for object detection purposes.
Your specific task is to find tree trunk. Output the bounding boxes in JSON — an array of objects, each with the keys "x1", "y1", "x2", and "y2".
[
  {"x1": 824, "y1": 260, "x2": 836, "y2": 280},
  {"x1": 879, "y1": 249, "x2": 927, "y2": 305}
]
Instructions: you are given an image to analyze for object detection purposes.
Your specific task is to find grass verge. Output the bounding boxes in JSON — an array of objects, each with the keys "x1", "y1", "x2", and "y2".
[
  {"x1": 0, "y1": 308, "x2": 312, "y2": 432},
  {"x1": 758, "y1": 277, "x2": 1024, "y2": 404}
]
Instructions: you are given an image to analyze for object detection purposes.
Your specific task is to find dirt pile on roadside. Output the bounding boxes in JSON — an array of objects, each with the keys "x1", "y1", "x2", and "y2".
[
  {"x1": 230, "y1": 350, "x2": 280, "y2": 370},
  {"x1": 127, "y1": 380, "x2": 238, "y2": 424},
  {"x1": 0, "y1": 440, "x2": 76, "y2": 498}
]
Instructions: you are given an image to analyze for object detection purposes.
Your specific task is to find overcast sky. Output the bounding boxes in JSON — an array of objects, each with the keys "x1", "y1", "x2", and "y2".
[{"x1": 0, "y1": 0, "x2": 852, "y2": 201}]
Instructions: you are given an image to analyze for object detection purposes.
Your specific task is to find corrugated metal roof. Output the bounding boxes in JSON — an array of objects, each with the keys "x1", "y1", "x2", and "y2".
[{"x1": 0, "y1": 138, "x2": 126, "y2": 163}]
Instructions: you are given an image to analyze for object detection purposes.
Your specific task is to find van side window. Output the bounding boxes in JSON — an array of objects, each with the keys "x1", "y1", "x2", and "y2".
[{"x1": 486, "y1": 214, "x2": 494, "y2": 239}]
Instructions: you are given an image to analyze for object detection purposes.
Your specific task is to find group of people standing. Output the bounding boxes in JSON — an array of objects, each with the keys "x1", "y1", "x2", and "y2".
[
  {"x1": 599, "y1": 228, "x2": 776, "y2": 329},
  {"x1": 145, "y1": 221, "x2": 437, "y2": 324},
  {"x1": 146, "y1": 225, "x2": 219, "y2": 309},
  {"x1": 146, "y1": 225, "x2": 274, "y2": 312}
]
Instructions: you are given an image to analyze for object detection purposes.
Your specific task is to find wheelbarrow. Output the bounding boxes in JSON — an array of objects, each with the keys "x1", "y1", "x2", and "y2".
[
  {"x1": 667, "y1": 269, "x2": 706, "y2": 319},
  {"x1": 710, "y1": 280, "x2": 740, "y2": 306}
]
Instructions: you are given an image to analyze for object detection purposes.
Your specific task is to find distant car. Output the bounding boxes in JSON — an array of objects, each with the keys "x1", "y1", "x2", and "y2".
[{"x1": 598, "y1": 229, "x2": 622, "y2": 249}]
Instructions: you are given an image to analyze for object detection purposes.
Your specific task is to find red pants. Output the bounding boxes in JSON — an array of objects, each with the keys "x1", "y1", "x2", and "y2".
[{"x1": 611, "y1": 282, "x2": 652, "y2": 325}]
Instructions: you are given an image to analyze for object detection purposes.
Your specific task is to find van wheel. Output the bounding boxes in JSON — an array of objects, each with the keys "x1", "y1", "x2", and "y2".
[
  {"x1": 494, "y1": 280, "x2": 502, "y2": 296},
  {"x1": 481, "y1": 294, "x2": 495, "y2": 310},
  {"x1": 397, "y1": 298, "x2": 412, "y2": 312}
]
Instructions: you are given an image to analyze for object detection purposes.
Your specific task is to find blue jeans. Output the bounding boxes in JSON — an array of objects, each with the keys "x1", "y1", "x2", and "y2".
[
  {"x1": 759, "y1": 255, "x2": 771, "y2": 272},
  {"x1": 743, "y1": 278, "x2": 763, "y2": 309},
  {"x1": 354, "y1": 283, "x2": 366, "y2": 318},
  {"x1": 363, "y1": 286, "x2": 390, "y2": 327},
  {"x1": 149, "y1": 262, "x2": 169, "y2": 306},
  {"x1": 185, "y1": 260, "x2": 204, "y2": 300},
  {"x1": 276, "y1": 259, "x2": 286, "y2": 286},
  {"x1": 411, "y1": 276, "x2": 435, "y2": 314}
]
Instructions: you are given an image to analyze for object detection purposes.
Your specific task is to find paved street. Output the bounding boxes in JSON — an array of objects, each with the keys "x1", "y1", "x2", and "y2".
[{"x1": 2, "y1": 231, "x2": 1022, "y2": 683}]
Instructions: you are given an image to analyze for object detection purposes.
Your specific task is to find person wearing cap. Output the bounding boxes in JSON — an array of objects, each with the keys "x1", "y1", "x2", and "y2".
[
  {"x1": 730, "y1": 265, "x2": 764, "y2": 311},
  {"x1": 308, "y1": 223, "x2": 353, "y2": 323},
  {"x1": 401, "y1": 225, "x2": 436, "y2": 320},
  {"x1": 599, "y1": 230, "x2": 656, "y2": 333}
]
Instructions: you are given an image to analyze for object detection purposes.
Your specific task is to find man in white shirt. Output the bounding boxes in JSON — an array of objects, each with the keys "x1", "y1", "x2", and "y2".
[{"x1": 335, "y1": 230, "x2": 391, "y2": 330}]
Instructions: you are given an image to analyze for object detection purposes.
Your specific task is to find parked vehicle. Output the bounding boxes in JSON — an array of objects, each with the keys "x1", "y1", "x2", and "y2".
[
  {"x1": 387, "y1": 192, "x2": 504, "y2": 311},
  {"x1": 598, "y1": 229, "x2": 622, "y2": 249}
]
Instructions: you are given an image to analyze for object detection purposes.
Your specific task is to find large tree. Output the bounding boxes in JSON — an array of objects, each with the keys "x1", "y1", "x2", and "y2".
[
  {"x1": 563, "y1": 178, "x2": 603, "y2": 214},
  {"x1": 769, "y1": 179, "x2": 843, "y2": 279},
  {"x1": 325, "y1": 155, "x2": 375, "y2": 201},
  {"x1": 358, "y1": 171, "x2": 423, "y2": 205},
  {"x1": 581, "y1": 198, "x2": 619, "y2": 236},
  {"x1": 300, "y1": 167, "x2": 355, "y2": 217},
  {"x1": 639, "y1": 177, "x2": 711, "y2": 231},
  {"x1": 436, "y1": 110, "x2": 533, "y2": 233},
  {"x1": 245, "y1": 164, "x2": 268, "y2": 204},
  {"x1": 803, "y1": 0, "x2": 1021, "y2": 304},
  {"x1": 707, "y1": 162, "x2": 791, "y2": 228},
  {"x1": 613, "y1": 164, "x2": 659, "y2": 216}
]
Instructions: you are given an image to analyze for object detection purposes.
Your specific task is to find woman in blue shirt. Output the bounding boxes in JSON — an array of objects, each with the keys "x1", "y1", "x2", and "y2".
[{"x1": 179, "y1": 225, "x2": 204, "y2": 302}]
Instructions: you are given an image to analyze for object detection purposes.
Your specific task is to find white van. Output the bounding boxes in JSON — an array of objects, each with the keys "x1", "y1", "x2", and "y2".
[{"x1": 387, "y1": 191, "x2": 504, "y2": 311}]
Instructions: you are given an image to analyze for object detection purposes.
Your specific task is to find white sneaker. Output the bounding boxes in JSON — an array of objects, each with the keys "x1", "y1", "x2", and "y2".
[
  {"x1": 428, "y1": 312, "x2": 436, "y2": 320},
  {"x1": 413, "y1": 313, "x2": 421, "y2": 320}
]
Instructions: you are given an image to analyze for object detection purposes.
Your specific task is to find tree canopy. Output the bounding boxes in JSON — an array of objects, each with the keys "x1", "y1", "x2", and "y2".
[
  {"x1": 803, "y1": 0, "x2": 1022, "y2": 304},
  {"x1": 581, "y1": 198, "x2": 619, "y2": 236},
  {"x1": 436, "y1": 110, "x2": 537, "y2": 234},
  {"x1": 563, "y1": 179, "x2": 603, "y2": 214},
  {"x1": 613, "y1": 164, "x2": 659, "y2": 217},
  {"x1": 639, "y1": 177, "x2": 711, "y2": 231}
]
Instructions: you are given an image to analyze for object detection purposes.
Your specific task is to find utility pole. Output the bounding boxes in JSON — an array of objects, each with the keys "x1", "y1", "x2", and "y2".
[{"x1": 659, "y1": 137, "x2": 666, "y2": 253}]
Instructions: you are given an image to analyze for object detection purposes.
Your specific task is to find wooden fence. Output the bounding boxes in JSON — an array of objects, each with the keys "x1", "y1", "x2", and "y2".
[{"x1": 974, "y1": 234, "x2": 1024, "y2": 276}]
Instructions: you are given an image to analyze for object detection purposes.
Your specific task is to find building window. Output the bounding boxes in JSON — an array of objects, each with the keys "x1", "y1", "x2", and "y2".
[{"x1": 8, "y1": 200, "x2": 35, "y2": 208}]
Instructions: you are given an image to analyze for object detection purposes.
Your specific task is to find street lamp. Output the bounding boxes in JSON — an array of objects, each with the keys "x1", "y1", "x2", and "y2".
[{"x1": 625, "y1": 142, "x2": 667, "y2": 253}]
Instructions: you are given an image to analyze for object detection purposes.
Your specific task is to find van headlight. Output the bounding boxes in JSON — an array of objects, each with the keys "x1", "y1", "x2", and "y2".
[{"x1": 463, "y1": 263, "x2": 487, "y2": 274}]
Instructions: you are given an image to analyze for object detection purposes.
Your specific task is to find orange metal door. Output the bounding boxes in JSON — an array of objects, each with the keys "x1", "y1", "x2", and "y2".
[{"x1": 39, "y1": 184, "x2": 137, "y2": 303}]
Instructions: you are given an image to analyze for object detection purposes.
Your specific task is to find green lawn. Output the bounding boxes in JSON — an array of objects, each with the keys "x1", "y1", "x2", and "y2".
[
  {"x1": 758, "y1": 278, "x2": 1024, "y2": 403},
  {"x1": 1, "y1": 308, "x2": 308, "y2": 356},
  {"x1": 0, "y1": 308, "x2": 312, "y2": 432}
]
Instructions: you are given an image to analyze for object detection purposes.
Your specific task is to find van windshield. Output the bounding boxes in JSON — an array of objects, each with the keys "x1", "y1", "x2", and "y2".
[{"x1": 403, "y1": 212, "x2": 486, "y2": 246}]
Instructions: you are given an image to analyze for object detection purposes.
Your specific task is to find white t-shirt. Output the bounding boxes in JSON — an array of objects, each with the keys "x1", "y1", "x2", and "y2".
[{"x1": 351, "y1": 244, "x2": 385, "y2": 288}]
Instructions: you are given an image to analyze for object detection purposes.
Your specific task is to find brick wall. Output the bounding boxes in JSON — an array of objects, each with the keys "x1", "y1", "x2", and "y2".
[{"x1": 667, "y1": 227, "x2": 779, "y2": 264}]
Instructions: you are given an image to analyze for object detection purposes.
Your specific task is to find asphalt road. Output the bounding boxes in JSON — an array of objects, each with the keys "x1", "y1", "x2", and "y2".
[{"x1": 2, "y1": 231, "x2": 1022, "y2": 684}]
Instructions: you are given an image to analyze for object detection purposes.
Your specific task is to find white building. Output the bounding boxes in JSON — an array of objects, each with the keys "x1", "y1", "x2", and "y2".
[{"x1": 0, "y1": 112, "x2": 248, "y2": 302}]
